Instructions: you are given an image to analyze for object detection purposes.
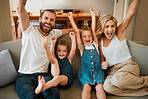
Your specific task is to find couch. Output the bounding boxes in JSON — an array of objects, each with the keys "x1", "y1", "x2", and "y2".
[{"x1": 0, "y1": 34, "x2": 148, "y2": 99}]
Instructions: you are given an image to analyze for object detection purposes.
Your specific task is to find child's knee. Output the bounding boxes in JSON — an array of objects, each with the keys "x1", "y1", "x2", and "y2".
[
  {"x1": 95, "y1": 83, "x2": 103, "y2": 92},
  {"x1": 83, "y1": 84, "x2": 90, "y2": 88},
  {"x1": 83, "y1": 84, "x2": 91, "y2": 91},
  {"x1": 54, "y1": 75, "x2": 61, "y2": 82}
]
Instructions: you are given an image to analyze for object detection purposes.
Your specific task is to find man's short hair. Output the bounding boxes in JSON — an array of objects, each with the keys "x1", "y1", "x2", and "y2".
[{"x1": 40, "y1": 9, "x2": 56, "y2": 20}]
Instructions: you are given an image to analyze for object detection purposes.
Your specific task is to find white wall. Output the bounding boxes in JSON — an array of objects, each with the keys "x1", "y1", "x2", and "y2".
[
  {"x1": 114, "y1": 0, "x2": 125, "y2": 25},
  {"x1": 9, "y1": 0, "x2": 114, "y2": 15}
]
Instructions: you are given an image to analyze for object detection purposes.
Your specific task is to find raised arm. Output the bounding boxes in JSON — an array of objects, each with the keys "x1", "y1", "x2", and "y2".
[
  {"x1": 17, "y1": 0, "x2": 30, "y2": 31},
  {"x1": 90, "y1": 8, "x2": 99, "y2": 45},
  {"x1": 42, "y1": 36, "x2": 57, "y2": 64},
  {"x1": 68, "y1": 12, "x2": 82, "y2": 48},
  {"x1": 50, "y1": 36, "x2": 57, "y2": 58},
  {"x1": 68, "y1": 32, "x2": 76, "y2": 62},
  {"x1": 60, "y1": 28, "x2": 74, "y2": 36},
  {"x1": 117, "y1": 0, "x2": 140, "y2": 40},
  {"x1": 42, "y1": 36, "x2": 59, "y2": 76}
]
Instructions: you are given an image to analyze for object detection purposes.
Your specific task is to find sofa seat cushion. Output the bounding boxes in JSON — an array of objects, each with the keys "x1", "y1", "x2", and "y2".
[
  {"x1": 59, "y1": 79, "x2": 96, "y2": 99},
  {"x1": 0, "y1": 49, "x2": 17, "y2": 87},
  {"x1": 0, "y1": 83, "x2": 19, "y2": 99},
  {"x1": 0, "y1": 80, "x2": 148, "y2": 99}
]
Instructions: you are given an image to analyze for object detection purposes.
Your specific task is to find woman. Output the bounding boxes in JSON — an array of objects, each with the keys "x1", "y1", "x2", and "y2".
[{"x1": 97, "y1": 0, "x2": 148, "y2": 96}]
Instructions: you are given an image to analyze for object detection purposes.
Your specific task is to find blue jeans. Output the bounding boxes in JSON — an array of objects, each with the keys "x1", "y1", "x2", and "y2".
[{"x1": 16, "y1": 73, "x2": 60, "y2": 99}]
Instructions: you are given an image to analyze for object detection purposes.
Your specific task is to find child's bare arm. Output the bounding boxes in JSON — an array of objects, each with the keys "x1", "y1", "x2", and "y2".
[
  {"x1": 98, "y1": 40, "x2": 108, "y2": 69},
  {"x1": 90, "y1": 8, "x2": 99, "y2": 45},
  {"x1": 42, "y1": 36, "x2": 59, "y2": 77},
  {"x1": 50, "y1": 37, "x2": 60, "y2": 77},
  {"x1": 42, "y1": 36, "x2": 56, "y2": 63},
  {"x1": 68, "y1": 12, "x2": 82, "y2": 48},
  {"x1": 68, "y1": 32, "x2": 76, "y2": 62},
  {"x1": 100, "y1": 46, "x2": 108, "y2": 70},
  {"x1": 50, "y1": 36, "x2": 57, "y2": 58}
]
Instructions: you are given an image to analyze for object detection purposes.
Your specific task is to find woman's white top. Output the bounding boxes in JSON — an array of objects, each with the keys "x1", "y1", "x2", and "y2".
[{"x1": 101, "y1": 35, "x2": 131, "y2": 67}]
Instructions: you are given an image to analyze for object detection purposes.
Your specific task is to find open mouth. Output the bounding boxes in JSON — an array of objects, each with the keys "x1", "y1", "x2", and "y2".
[
  {"x1": 86, "y1": 40, "x2": 91, "y2": 43},
  {"x1": 44, "y1": 23, "x2": 51, "y2": 29},
  {"x1": 59, "y1": 55, "x2": 64, "y2": 57},
  {"x1": 107, "y1": 32, "x2": 113, "y2": 38}
]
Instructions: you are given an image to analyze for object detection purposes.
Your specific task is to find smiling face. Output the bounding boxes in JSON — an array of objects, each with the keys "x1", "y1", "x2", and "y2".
[
  {"x1": 81, "y1": 30, "x2": 93, "y2": 46},
  {"x1": 39, "y1": 11, "x2": 56, "y2": 34},
  {"x1": 103, "y1": 20, "x2": 116, "y2": 39},
  {"x1": 56, "y1": 45, "x2": 68, "y2": 59}
]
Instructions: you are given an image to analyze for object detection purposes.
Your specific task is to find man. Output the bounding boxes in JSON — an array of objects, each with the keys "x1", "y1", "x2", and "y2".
[{"x1": 16, "y1": 0, "x2": 72, "y2": 99}]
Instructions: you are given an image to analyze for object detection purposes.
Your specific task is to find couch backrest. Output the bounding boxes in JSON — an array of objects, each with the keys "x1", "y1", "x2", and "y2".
[
  {"x1": 0, "y1": 40, "x2": 21, "y2": 71},
  {"x1": 127, "y1": 40, "x2": 148, "y2": 76},
  {"x1": 0, "y1": 36, "x2": 81, "y2": 78},
  {"x1": 1, "y1": 37, "x2": 147, "y2": 78}
]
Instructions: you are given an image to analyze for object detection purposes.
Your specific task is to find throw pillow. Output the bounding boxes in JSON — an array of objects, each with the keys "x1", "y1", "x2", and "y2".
[
  {"x1": 127, "y1": 40, "x2": 148, "y2": 76},
  {"x1": 0, "y1": 49, "x2": 17, "y2": 87}
]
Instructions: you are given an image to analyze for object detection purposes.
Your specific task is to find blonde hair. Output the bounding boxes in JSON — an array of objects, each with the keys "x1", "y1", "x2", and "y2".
[
  {"x1": 82, "y1": 26, "x2": 92, "y2": 31},
  {"x1": 96, "y1": 14, "x2": 117, "y2": 38},
  {"x1": 80, "y1": 26, "x2": 92, "y2": 38}
]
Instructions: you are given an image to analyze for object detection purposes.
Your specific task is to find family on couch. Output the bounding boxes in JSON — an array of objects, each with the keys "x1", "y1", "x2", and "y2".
[{"x1": 16, "y1": 0, "x2": 148, "y2": 99}]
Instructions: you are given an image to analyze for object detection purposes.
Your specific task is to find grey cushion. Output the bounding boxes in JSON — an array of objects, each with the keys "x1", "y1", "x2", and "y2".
[
  {"x1": 127, "y1": 40, "x2": 148, "y2": 76},
  {"x1": 0, "y1": 49, "x2": 17, "y2": 87}
]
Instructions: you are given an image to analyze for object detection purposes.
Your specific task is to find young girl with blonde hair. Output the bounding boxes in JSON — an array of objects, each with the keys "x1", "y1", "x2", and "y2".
[{"x1": 68, "y1": 8, "x2": 107, "y2": 99}]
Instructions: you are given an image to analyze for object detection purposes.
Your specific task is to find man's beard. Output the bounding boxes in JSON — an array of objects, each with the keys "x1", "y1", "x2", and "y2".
[{"x1": 40, "y1": 22, "x2": 54, "y2": 34}]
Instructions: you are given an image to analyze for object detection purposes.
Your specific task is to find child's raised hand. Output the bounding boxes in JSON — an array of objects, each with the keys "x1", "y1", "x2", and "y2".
[
  {"x1": 69, "y1": 32, "x2": 75, "y2": 39},
  {"x1": 101, "y1": 61, "x2": 108, "y2": 70},
  {"x1": 68, "y1": 12, "x2": 73, "y2": 20},
  {"x1": 42, "y1": 36, "x2": 49, "y2": 49},
  {"x1": 90, "y1": 8, "x2": 96, "y2": 15},
  {"x1": 50, "y1": 36, "x2": 57, "y2": 45}
]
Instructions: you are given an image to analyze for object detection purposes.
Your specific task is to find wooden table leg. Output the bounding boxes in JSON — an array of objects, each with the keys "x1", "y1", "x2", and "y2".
[{"x1": 13, "y1": 17, "x2": 18, "y2": 40}]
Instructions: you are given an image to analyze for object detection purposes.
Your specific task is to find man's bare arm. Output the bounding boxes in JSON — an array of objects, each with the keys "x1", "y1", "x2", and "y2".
[
  {"x1": 60, "y1": 28, "x2": 74, "y2": 36},
  {"x1": 17, "y1": 0, "x2": 30, "y2": 31}
]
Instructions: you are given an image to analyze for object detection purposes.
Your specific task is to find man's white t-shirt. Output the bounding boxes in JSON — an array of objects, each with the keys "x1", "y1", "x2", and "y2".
[{"x1": 18, "y1": 24, "x2": 62, "y2": 74}]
